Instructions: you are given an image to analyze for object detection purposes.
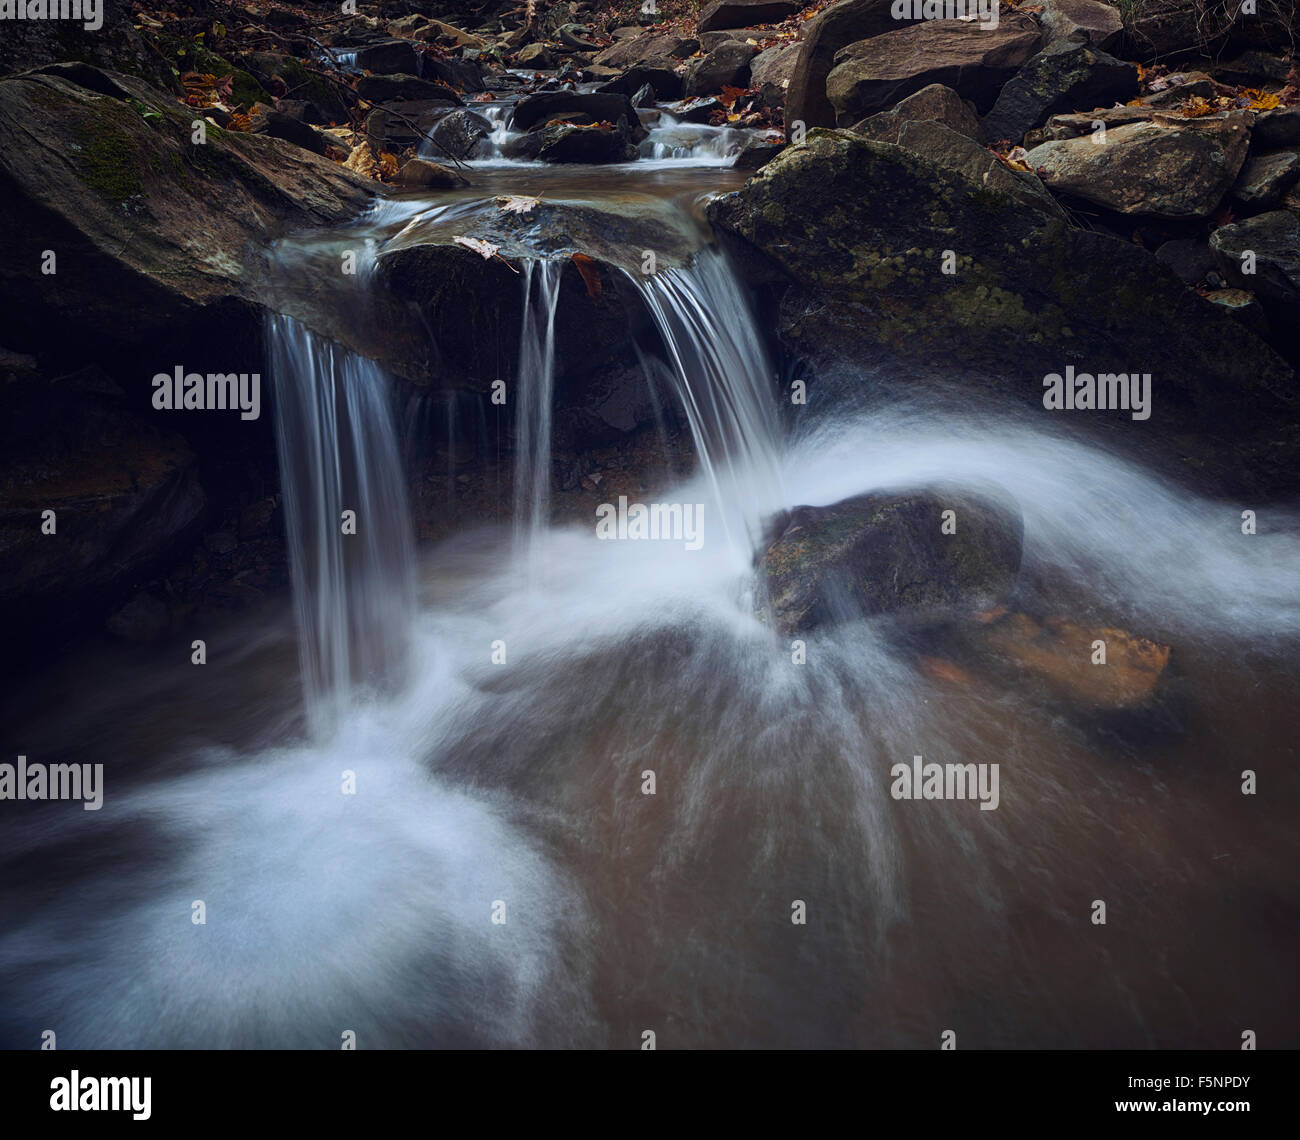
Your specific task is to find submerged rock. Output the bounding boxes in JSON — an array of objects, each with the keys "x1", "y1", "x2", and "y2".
[
  {"x1": 972, "y1": 612, "x2": 1171, "y2": 709},
  {"x1": 759, "y1": 489, "x2": 1024, "y2": 634}
]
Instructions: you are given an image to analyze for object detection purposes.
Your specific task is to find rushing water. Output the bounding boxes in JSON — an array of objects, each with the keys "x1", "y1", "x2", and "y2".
[{"x1": 2, "y1": 137, "x2": 1298, "y2": 1050}]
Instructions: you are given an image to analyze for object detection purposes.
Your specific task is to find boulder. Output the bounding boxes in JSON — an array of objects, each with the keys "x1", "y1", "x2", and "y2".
[
  {"x1": 1230, "y1": 151, "x2": 1300, "y2": 212},
  {"x1": 430, "y1": 108, "x2": 495, "y2": 160},
  {"x1": 973, "y1": 612, "x2": 1170, "y2": 708},
  {"x1": 423, "y1": 56, "x2": 487, "y2": 93},
  {"x1": 395, "y1": 158, "x2": 471, "y2": 188},
  {"x1": 537, "y1": 119, "x2": 639, "y2": 163},
  {"x1": 354, "y1": 40, "x2": 419, "y2": 76},
  {"x1": 786, "y1": 0, "x2": 923, "y2": 134},
  {"x1": 1253, "y1": 106, "x2": 1300, "y2": 149},
  {"x1": 516, "y1": 43, "x2": 556, "y2": 69},
  {"x1": 698, "y1": 0, "x2": 803, "y2": 34},
  {"x1": 735, "y1": 135, "x2": 787, "y2": 169},
  {"x1": 1155, "y1": 238, "x2": 1217, "y2": 285},
  {"x1": 685, "y1": 41, "x2": 759, "y2": 97},
  {"x1": 1039, "y1": 0, "x2": 1124, "y2": 50},
  {"x1": 759, "y1": 489, "x2": 1024, "y2": 634},
  {"x1": 751, "y1": 42, "x2": 801, "y2": 91},
  {"x1": 596, "y1": 65, "x2": 685, "y2": 101},
  {"x1": 707, "y1": 127, "x2": 1295, "y2": 466},
  {"x1": 511, "y1": 91, "x2": 647, "y2": 140},
  {"x1": 826, "y1": 14, "x2": 1043, "y2": 124},
  {"x1": 253, "y1": 107, "x2": 328, "y2": 155},
  {"x1": 1025, "y1": 112, "x2": 1251, "y2": 219},
  {"x1": 980, "y1": 40, "x2": 1138, "y2": 147},
  {"x1": 1209, "y1": 210, "x2": 1300, "y2": 308},
  {"x1": 851, "y1": 83, "x2": 982, "y2": 144},
  {"x1": 667, "y1": 96, "x2": 725, "y2": 124},
  {"x1": 594, "y1": 33, "x2": 699, "y2": 69},
  {"x1": 0, "y1": 69, "x2": 377, "y2": 363}
]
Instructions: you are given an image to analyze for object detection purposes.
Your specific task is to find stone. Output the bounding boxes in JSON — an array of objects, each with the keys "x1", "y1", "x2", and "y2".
[
  {"x1": 1209, "y1": 210, "x2": 1300, "y2": 307},
  {"x1": 698, "y1": 0, "x2": 802, "y2": 35},
  {"x1": 826, "y1": 14, "x2": 1043, "y2": 124},
  {"x1": 429, "y1": 108, "x2": 495, "y2": 160},
  {"x1": 851, "y1": 83, "x2": 982, "y2": 144},
  {"x1": 758, "y1": 489, "x2": 1024, "y2": 634},
  {"x1": 1039, "y1": 0, "x2": 1124, "y2": 50},
  {"x1": 1231, "y1": 151, "x2": 1300, "y2": 211},
  {"x1": 1025, "y1": 112, "x2": 1252, "y2": 219},
  {"x1": 981, "y1": 40, "x2": 1139, "y2": 147},
  {"x1": 354, "y1": 40, "x2": 419, "y2": 76},
  {"x1": 750, "y1": 41, "x2": 801, "y2": 91},
  {"x1": 395, "y1": 157, "x2": 471, "y2": 188},
  {"x1": 684, "y1": 41, "x2": 759, "y2": 97}
]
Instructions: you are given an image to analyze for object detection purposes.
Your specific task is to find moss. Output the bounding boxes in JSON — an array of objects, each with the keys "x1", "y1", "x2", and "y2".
[{"x1": 75, "y1": 119, "x2": 144, "y2": 203}]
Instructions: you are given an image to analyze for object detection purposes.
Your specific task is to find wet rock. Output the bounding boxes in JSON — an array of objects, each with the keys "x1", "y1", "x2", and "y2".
[
  {"x1": 1252, "y1": 106, "x2": 1300, "y2": 149},
  {"x1": 759, "y1": 489, "x2": 1024, "y2": 635},
  {"x1": 851, "y1": 83, "x2": 982, "y2": 144},
  {"x1": 786, "y1": 0, "x2": 924, "y2": 133},
  {"x1": 735, "y1": 134, "x2": 787, "y2": 169},
  {"x1": 707, "y1": 127, "x2": 1294, "y2": 452},
  {"x1": 396, "y1": 158, "x2": 471, "y2": 188},
  {"x1": 538, "y1": 119, "x2": 639, "y2": 163},
  {"x1": 430, "y1": 108, "x2": 494, "y2": 160},
  {"x1": 355, "y1": 74, "x2": 462, "y2": 104},
  {"x1": 973, "y1": 612, "x2": 1170, "y2": 709},
  {"x1": 1039, "y1": 0, "x2": 1124, "y2": 49},
  {"x1": 511, "y1": 91, "x2": 647, "y2": 141},
  {"x1": 668, "y1": 96, "x2": 724, "y2": 124},
  {"x1": 1209, "y1": 210, "x2": 1300, "y2": 308},
  {"x1": 558, "y1": 24, "x2": 601, "y2": 52},
  {"x1": 981, "y1": 40, "x2": 1138, "y2": 147},
  {"x1": 238, "y1": 497, "x2": 280, "y2": 541},
  {"x1": 698, "y1": 0, "x2": 802, "y2": 34},
  {"x1": 251, "y1": 108, "x2": 328, "y2": 155},
  {"x1": 354, "y1": 40, "x2": 419, "y2": 76},
  {"x1": 0, "y1": 69, "x2": 377, "y2": 363},
  {"x1": 685, "y1": 41, "x2": 759, "y2": 97},
  {"x1": 1212, "y1": 51, "x2": 1293, "y2": 87},
  {"x1": 422, "y1": 56, "x2": 487, "y2": 93},
  {"x1": 1025, "y1": 112, "x2": 1251, "y2": 219},
  {"x1": 1231, "y1": 151, "x2": 1300, "y2": 212},
  {"x1": 826, "y1": 13, "x2": 1042, "y2": 125}
]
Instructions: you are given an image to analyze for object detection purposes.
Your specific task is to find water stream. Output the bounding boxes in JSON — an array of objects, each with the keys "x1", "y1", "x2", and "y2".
[{"x1": 1, "y1": 123, "x2": 1297, "y2": 1050}]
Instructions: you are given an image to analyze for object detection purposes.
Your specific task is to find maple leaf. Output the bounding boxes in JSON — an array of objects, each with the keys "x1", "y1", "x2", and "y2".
[
  {"x1": 570, "y1": 252, "x2": 602, "y2": 298},
  {"x1": 719, "y1": 85, "x2": 748, "y2": 109},
  {"x1": 454, "y1": 235, "x2": 500, "y2": 259},
  {"x1": 496, "y1": 195, "x2": 541, "y2": 214}
]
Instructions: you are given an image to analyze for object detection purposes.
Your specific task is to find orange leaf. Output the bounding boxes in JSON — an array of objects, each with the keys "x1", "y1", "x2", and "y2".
[{"x1": 570, "y1": 252, "x2": 602, "y2": 298}]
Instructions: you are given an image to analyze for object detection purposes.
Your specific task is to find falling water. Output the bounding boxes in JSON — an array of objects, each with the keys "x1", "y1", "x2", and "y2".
[
  {"x1": 267, "y1": 315, "x2": 418, "y2": 734},
  {"x1": 513, "y1": 260, "x2": 564, "y2": 557},
  {"x1": 629, "y1": 245, "x2": 785, "y2": 557}
]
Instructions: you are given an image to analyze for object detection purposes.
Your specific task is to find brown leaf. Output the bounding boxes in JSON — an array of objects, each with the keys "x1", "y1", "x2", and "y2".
[{"x1": 571, "y1": 252, "x2": 602, "y2": 298}]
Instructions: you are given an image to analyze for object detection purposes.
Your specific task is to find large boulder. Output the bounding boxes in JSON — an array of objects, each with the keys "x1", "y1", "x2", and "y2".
[
  {"x1": 1209, "y1": 210, "x2": 1300, "y2": 308},
  {"x1": 596, "y1": 65, "x2": 685, "y2": 101},
  {"x1": 759, "y1": 489, "x2": 1024, "y2": 634},
  {"x1": 429, "y1": 108, "x2": 495, "y2": 160},
  {"x1": 510, "y1": 90, "x2": 647, "y2": 140},
  {"x1": 594, "y1": 33, "x2": 699, "y2": 69},
  {"x1": 707, "y1": 126, "x2": 1296, "y2": 486},
  {"x1": 826, "y1": 14, "x2": 1043, "y2": 124},
  {"x1": 354, "y1": 40, "x2": 419, "y2": 76},
  {"x1": 684, "y1": 41, "x2": 759, "y2": 97},
  {"x1": 698, "y1": 0, "x2": 804, "y2": 34},
  {"x1": 1039, "y1": 0, "x2": 1124, "y2": 50},
  {"x1": 1025, "y1": 111, "x2": 1251, "y2": 219},
  {"x1": 851, "y1": 83, "x2": 982, "y2": 143},
  {"x1": 786, "y1": 0, "x2": 925, "y2": 134},
  {"x1": 537, "y1": 119, "x2": 639, "y2": 163},
  {"x1": 0, "y1": 69, "x2": 378, "y2": 365},
  {"x1": 1230, "y1": 151, "x2": 1300, "y2": 212},
  {"x1": 981, "y1": 39, "x2": 1138, "y2": 147},
  {"x1": 751, "y1": 42, "x2": 802, "y2": 91}
]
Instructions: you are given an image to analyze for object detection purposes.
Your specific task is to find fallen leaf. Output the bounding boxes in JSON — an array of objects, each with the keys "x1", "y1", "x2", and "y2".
[
  {"x1": 453, "y1": 235, "x2": 500, "y2": 259},
  {"x1": 571, "y1": 252, "x2": 602, "y2": 298},
  {"x1": 496, "y1": 194, "x2": 541, "y2": 214}
]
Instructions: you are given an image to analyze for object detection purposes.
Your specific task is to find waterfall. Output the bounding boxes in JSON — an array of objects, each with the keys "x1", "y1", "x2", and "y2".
[
  {"x1": 267, "y1": 314, "x2": 418, "y2": 734},
  {"x1": 628, "y1": 246, "x2": 785, "y2": 557},
  {"x1": 513, "y1": 260, "x2": 564, "y2": 557}
]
